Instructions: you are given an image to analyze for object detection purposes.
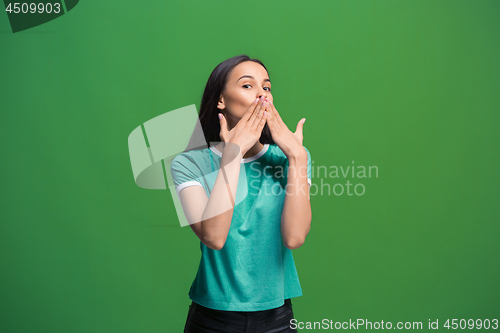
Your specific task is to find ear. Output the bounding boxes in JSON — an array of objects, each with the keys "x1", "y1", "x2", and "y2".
[{"x1": 217, "y1": 94, "x2": 225, "y2": 110}]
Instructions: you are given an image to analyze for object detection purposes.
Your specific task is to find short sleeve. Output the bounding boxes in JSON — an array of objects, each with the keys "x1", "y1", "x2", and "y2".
[
  {"x1": 304, "y1": 146, "x2": 312, "y2": 186},
  {"x1": 170, "y1": 153, "x2": 204, "y2": 198}
]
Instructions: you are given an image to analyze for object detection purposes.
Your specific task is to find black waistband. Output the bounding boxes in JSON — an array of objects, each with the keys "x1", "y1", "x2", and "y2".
[{"x1": 190, "y1": 299, "x2": 292, "y2": 323}]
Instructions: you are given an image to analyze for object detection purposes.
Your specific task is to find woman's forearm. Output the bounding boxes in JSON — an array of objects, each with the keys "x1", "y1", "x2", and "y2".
[
  {"x1": 199, "y1": 144, "x2": 242, "y2": 250},
  {"x1": 281, "y1": 154, "x2": 311, "y2": 249}
]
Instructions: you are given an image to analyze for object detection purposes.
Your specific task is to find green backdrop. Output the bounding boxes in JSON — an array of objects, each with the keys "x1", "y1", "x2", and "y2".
[{"x1": 1, "y1": 0, "x2": 498, "y2": 332}]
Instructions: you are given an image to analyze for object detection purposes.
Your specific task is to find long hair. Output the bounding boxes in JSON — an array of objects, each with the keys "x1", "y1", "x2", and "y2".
[{"x1": 185, "y1": 55, "x2": 275, "y2": 152}]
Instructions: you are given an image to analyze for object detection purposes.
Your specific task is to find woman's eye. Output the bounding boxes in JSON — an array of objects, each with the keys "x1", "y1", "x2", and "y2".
[{"x1": 242, "y1": 84, "x2": 271, "y2": 91}]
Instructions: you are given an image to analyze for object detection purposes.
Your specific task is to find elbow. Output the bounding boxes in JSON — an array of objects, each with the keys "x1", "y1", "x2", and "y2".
[
  {"x1": 201, "y1": 235, "x2": 227, "y2": 251},
  {"x1": 198, "y1": 219, "x2": 229, "y2": 251},
  {"x1": 284, "y1": 236, "x2": 306, "y2": 250},
  {"x1": 206, "y1": 242, "x2": 225, "y2": 251}
]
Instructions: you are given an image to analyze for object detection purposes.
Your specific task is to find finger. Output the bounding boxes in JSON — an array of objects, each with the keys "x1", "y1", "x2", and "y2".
[
  {"x1": 266, "y1": 101, "x2": 278, "y2": 131},
  {"x1": 252, "y1": 99, "x2": 268, "y2": 130},
  {"x1": 270, "y1": 100, "x2": 284, "y2": 123},
  {"x1": 250, "y1": 99, "x2": 267, "y2": 127},
  {"x1": 257, "y1": 105, "x2": 268, "y2": 130},
  {"x1": 240, "y1": 98, "x2": 260, "y2": 123},
  {"x1": 249, "y1": 98, "x2": 265, "y2": 122},
  {"x1": 295, "y1": 118, "x2": 305, "y2": 135}
]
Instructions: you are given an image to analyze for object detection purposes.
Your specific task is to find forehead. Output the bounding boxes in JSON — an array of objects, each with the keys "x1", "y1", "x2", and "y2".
[{"x1": 229, "y1": 61, "x2": 268, "y2": 81}]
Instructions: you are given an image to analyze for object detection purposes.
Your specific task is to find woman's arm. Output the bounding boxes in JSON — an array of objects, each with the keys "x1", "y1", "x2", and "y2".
[
  {"x1": 178, "y1": 98, "x2": 268, "y2": 250},
  {"x1": 179, "y1": 144, "x2": 242, "y2": 250},
  {"x1": 280, "y1": 150, "x2": 312, "y2": 249},
  {"x1": 264, "y1": 99, "x2": 311, "y2": 249}
]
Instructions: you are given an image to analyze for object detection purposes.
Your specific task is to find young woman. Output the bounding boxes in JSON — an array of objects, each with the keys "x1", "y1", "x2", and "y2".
[{"x1": 171, "y1": 55, "x2": 312, "y2": 332}]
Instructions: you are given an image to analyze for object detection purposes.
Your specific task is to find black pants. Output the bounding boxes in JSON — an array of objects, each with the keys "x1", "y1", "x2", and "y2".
[{"x1": 183, "y1": 299, "x2": 298, "y2": 333}]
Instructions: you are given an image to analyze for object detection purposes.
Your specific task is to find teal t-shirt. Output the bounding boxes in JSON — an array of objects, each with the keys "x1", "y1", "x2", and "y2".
[{"x1": 170, "y1": 143, "x2": 312, "y2": 311}]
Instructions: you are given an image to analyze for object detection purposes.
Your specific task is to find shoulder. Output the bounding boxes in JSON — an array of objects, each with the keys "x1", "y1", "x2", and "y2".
[
  {"x1": 171, "y1": 147, "x2": 212, "y2": 175},
  {"x1": 172, "y1": 147, "x2": 210, "y2": 165}
]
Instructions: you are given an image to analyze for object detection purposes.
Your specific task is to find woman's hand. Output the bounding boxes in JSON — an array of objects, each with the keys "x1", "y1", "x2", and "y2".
[
  {"x1": 218, "y1": 97, "x2": 268, "y2": 156},
  {"x1": 266, "y1": 99, "x2": 307, "y2": 160}
]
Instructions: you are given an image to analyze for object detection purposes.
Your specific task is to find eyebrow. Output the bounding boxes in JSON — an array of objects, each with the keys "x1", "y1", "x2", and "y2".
[{"x1": 237, "y1": 75, "x2": 271, "y2": 84}]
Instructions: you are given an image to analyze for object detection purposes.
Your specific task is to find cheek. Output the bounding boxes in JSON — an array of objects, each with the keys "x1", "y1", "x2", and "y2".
[
  {"x1": 225, "y1": 95, "x2": 251, "y2": 118},
  {"x1": 237, "y1": 91, "x2": 254, "y2": 105},
  {"x1": 231, "y1": 93, "x2": 254, "y2": 111}
]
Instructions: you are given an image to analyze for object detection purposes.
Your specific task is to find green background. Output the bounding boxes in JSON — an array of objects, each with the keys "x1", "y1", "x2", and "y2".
[{"x1": 1, "y1": 0, "x2": 498, "y2": 332}]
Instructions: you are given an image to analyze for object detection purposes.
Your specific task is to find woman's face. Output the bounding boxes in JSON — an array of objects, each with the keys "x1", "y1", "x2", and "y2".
[{"x1": 218, "y1": 61, "x2": 272, "y2": 124}]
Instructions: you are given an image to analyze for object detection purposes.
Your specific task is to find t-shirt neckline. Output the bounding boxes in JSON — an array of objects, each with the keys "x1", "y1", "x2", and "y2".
[{"x1": 209, "y1": 144, "x2": 269, "y2": 163}]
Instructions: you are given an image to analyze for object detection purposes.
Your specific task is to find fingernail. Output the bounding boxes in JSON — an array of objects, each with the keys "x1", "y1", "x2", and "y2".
[
  {"x1": 263, "y1": 111, "x2": 267, "y2": 117},
  {"x1": 254, "y1": 98, "x2": 259, "y2": 104},
  {"x1": 259, "y1": 96, "x2": 264, "y2": 101},
  {"x1": 218, "y1": 113, "x2": 222, "y2": 120},
  {"x1": 263, "y1": 101, "x2": 267, "y2": 108},
  {"x1": 302, "y1": 118, "x2": 306, "y2": 123},
  {"x1": 270, "y1": 100, "x2": 273, "y2": 105}
]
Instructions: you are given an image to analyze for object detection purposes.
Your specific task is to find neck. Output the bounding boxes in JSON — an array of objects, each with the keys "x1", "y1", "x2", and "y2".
[
  {"x1": 214, "y1": 141, "x2": 264, "y2": 159},
  {"x1": 243, "y1": 141, "x2": 264, "y2": 159}
]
